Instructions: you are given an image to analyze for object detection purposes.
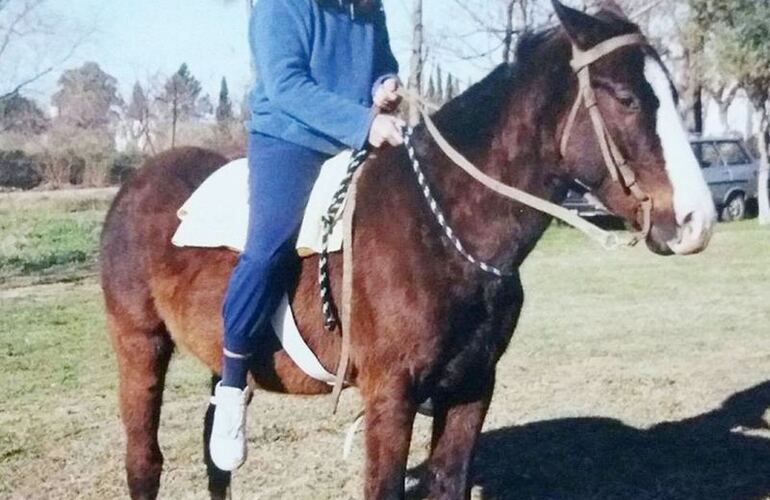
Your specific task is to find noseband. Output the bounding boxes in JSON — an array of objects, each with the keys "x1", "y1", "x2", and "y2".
[{"x1": 560, "y1": 33, "x2": 653, "y2": 240}]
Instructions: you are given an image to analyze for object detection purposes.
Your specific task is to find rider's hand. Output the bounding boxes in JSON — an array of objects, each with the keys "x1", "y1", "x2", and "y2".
[
  {"x1": 368, "y1": 114, "x2": 405, "y2": 148},
  {"x1": 373, "y1": 78, "x2": 403, "y2": 113}
]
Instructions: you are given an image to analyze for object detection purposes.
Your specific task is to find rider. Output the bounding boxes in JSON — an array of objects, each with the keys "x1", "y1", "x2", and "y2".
[{"x1": 209, "y1": 0, "x2": 405, "y2": 471}]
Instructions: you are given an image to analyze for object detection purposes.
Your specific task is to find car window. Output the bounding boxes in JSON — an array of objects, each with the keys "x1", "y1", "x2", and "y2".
[
  {"x1": 691, "y1": 142, "x2": 722, "y2": 169},
  {"x1": 716, "y1": 141, "x2": 750, "y2": 165}
]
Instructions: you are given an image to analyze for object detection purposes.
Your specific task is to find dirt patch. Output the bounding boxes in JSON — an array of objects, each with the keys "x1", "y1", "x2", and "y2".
[
  {"x1": 0, "y1": 187, "x2": 117, "y2": 210},
  {"x1": 0, "y1": 280, "x2": 99, "y2": 301}
]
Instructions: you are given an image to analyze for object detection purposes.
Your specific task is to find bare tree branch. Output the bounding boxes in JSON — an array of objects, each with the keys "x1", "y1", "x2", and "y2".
[
  {"x1": 0, "y1": 64, "x2": 52, "y2": 102},
  {"x1": 0, "y1": 0, "x2": 92, "y2": 100}
]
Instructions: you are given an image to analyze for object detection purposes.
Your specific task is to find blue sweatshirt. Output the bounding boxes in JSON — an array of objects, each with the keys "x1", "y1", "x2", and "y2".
[{"x1": 248, "y1": 0, "x2": 399, "y2": 155}]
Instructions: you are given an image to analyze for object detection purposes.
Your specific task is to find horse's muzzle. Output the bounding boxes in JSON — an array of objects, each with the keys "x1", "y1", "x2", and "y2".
[{"x1": 665, "y1": 210, "x2": 716, "y2": 256}]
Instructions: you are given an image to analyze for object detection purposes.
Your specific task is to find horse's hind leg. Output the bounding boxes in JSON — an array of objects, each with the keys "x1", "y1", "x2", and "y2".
[
  {"x1": 110, "y1": 316, "x2": 174, "y2": 500},
  {"x1": 203, "y1": 374, "x2": 231, "y2": 500}
]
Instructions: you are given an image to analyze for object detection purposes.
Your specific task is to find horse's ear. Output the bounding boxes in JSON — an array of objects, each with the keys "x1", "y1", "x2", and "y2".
[
  {"x1": 551, "y1": 0, "x2": 607, "y2": 49},
  {"x1": 595, "y1": 0, "x2": 629, "y2": 20}
]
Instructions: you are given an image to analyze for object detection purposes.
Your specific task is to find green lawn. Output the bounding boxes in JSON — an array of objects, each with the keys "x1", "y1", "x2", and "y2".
[
  {"x1": 0, "y1": 196, "x2": 110, "y2": 287},
  {"x1": 1, "y1": 195, "x2": 769, "y2": 499}
]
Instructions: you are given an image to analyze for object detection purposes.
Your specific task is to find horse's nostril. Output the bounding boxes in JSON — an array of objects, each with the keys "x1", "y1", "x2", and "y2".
[{"x1": 681, "y1": 211, "x2": 694, "y2": 226}]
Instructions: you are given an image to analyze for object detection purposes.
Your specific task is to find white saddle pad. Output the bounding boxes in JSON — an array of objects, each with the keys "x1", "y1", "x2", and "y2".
[
  {"x1": 172, "y1": 151, "x2": 354, "y2": 256},
  {"x1": 172, "y1": 152, "x2": 354, "y2": 385}
]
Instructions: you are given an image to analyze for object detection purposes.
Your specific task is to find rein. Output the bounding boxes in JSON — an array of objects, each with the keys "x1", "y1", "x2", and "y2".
[{"x1": 321, "y1": 33, "x2": 654, "y2": 411}]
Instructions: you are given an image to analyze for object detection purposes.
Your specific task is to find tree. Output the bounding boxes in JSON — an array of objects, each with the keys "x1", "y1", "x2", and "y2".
[
  {"x1": 435, "y1": 65, "x2": 445, "y2": 103},
  {"x1": 502, "y1": 0, "x2": 517, "y2": 64},
  {"x1": 446, "y1": 74, "x2": 458, "y2": 101},
  {"x1": 157, "y1": 63, "x2": 209, "y2": 148},
  {"x1": 216, "y1": 77, "x2": 234, "y2": 125},
  {"x1": 442, "y1": 0, "x2": 547, "y2": 67},
  {"x1": 51, "y1": 62, "x2": 122, "y2": 131},
  {"x1": 214, "y1": 76, "x2": 243, "y2": 149},
  {"x1": 708, "y1": 83, "x2": 740, "y2": 134},
  {"x1": 692, "y1": 0, "x2": 770, "y2": 225},
  {"x1": 426, "y1": 74, "x2": 436, "y2": 102},
  {"x1": 46, "y1": 62, "x2": 120, "y2": 187},
  {"x1": 125, "y1": 81, "x2": 156, "y2": 153},
  {"x1": 240, "y1": 89, "x2": 251, "y2": 123},
  {"x1": 0, "y1": 0, "x2": 90, "y2": 102},
  {"x1": 0, "y1": 93, "x2": 48, "y2": 134}
]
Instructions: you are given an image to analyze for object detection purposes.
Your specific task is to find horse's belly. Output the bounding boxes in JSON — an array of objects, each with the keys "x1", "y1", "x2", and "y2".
[{"x1": 149, "y1": 251, "x2": 338, "y2": 395}]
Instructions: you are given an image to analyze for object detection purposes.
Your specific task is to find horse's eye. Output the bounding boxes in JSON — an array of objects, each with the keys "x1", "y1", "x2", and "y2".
[{"x1": 616, "y1": 91, "x2": 640, "y2": 111}]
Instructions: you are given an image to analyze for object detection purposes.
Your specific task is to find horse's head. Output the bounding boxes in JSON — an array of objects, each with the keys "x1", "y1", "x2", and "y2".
[{"x1": 552, "y1": 0, "x2": 716, "y2": 255}]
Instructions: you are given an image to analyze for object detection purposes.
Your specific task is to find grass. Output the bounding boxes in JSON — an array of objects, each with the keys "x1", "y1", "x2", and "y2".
[
  {"x1": 1, "y1": 192, "x2": 769, "y2": 499},
  {"x1": 0, "y1": 196, "x2": 110, "y2": 287}
]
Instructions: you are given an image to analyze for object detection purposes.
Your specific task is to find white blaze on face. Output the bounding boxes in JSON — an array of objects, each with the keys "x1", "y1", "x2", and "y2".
[{"x1": 643, "y1": 57, "x2": 716, "y2": 254}]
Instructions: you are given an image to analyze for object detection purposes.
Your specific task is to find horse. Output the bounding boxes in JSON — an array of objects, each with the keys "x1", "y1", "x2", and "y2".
[{"x1": 100, "y1": 1, "x2": 716, "y2": 498}]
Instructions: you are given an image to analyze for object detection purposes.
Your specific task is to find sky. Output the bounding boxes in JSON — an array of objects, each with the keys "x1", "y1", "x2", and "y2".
[
  {"x1": 17, "y1": 0, "x2": 492, "y2": 107},
  {"x1": 8, "y1": 0, "x2": 750, "y2": 136}
]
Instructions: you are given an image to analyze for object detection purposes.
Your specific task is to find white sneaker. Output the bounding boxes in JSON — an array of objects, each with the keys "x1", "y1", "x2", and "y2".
[{"x1": 210, "y1": 382, "x2": 251, "y2": 471}]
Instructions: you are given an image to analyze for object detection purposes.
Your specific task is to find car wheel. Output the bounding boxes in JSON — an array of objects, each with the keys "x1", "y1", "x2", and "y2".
[{"x1": 721, "y1": 193, "x2": 746, "y2": 222}]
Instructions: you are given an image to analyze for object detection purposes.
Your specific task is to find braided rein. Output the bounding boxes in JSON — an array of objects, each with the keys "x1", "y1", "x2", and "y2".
[
  {"x1": 318, "y1": 128, "x2": 509, "y2": 331},
  {"x1": 318, "y1": 149, "x2": 369, "y2": 330},
  {"x1": 402, "y1": 127, "x2": 507, "y2": 278}
]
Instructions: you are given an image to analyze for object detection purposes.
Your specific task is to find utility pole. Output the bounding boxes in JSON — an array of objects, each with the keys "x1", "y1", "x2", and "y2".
[
  {"x1": 246, "y1": 0, "x2": 257, "y2": 82},
  {"x1": 502, "y1": 0, "x2": 516, "y2": 64},
  {"x1": 407, "y1": 0, "x2": 424, "y2": 125}
]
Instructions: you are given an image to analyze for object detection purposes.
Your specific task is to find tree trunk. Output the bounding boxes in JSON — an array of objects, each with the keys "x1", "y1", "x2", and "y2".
[
  {"x1": 171, "y1": 99, "x2": 178, "y2": 149},
  {"x1": 758, "y1": 110, "x2": 770, "y2": 226},
  {"x1": 407, "y1": 0, "x2": 423, "y2": 126},
  {"x1": 745, "y1": 99, "x2": 755, "y2": 141},
  {"x1": 717, "y1": 99, "x2": 730, "y2": 134},
  {"x1": 502, "y1": 0, "x2": 516, "y2": 64},
  {"x1": 693, "y1": 85, "x2": 704, "y2": 135}
]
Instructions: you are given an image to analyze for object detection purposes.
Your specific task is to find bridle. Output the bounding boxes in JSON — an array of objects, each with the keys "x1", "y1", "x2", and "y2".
[{"x1": 560, "y1": 33, "x2": 653, "y2": 240}]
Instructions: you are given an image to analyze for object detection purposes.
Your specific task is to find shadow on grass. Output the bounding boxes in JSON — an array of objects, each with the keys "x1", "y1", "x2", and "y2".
[{"x1": 412, "y1": 382, "x2": 770, "y2": 499}]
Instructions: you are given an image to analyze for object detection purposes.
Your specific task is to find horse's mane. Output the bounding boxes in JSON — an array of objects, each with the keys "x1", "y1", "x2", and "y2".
[{"x1": 431, "y1": 28, "x2": 561, "y2": 149}]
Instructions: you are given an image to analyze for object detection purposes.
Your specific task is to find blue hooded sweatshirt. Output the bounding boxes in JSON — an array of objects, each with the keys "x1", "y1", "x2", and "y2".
[{"x1": 248, "y1": 0, "x2": 399, "y2": 155}]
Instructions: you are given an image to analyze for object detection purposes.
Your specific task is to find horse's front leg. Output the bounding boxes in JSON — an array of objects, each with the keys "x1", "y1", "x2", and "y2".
[
  {"x1": 425, "y1": 376, "x2": 495, "y2": 500},
  {"x1": 361, "y1": 375, "x2": 418, "y2": 500}
]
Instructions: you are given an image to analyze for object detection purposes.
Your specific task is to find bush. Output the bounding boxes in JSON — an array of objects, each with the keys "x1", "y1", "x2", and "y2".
[
  {"x1": 36, "y1": 150, "x2": 86, "y2": 188},
  {"x1": 111, "y1": 152, "x2": 145, "y2": 184},
  {"x1": 0, "y1": 150, "x2": 43, "y2": 190}
]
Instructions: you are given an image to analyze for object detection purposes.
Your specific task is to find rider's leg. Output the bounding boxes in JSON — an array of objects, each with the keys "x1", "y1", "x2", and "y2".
[{"x1": 210, "y1": 132, "x2": 330, "y2": 471}]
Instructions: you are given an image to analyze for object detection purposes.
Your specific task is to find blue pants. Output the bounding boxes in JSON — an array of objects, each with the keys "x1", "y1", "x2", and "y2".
[{"x1": 222, "y1": 133, "x2": 330, "y2": 355}]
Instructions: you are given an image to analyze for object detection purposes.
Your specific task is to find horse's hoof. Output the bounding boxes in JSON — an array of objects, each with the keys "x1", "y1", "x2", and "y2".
[{"x1": 417, "y1": 398, "x2": 434, "y2": 417}]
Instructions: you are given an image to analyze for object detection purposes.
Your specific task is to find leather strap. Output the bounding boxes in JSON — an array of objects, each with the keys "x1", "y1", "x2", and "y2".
[
  {"x1": 331, "y1": 164, "x2": 364, "y2": 413},
  {"x1": 570, "y1": 34, "x2": 647, "y2": 71},
  {"x1": 400, "y1": 87, "x2": 626, "y2": 250}
]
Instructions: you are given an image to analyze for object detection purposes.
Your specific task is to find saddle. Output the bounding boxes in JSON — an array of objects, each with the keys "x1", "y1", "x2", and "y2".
[
  {"x1": 172, "y1": 152, "x2": 354, "y2": 256},
  {"x1": 172, "y1": 152, "x2": 357, "y2": 385}
]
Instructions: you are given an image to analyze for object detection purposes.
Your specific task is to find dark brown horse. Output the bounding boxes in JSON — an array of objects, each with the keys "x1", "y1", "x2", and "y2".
[{"x1": 101, "y1": 2, "x2": 715, "y2": 499}]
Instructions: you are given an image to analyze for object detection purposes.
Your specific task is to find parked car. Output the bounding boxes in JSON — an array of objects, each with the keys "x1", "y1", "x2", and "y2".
[
  {"x1": 691, "y1": 137, "x2": 758, "y2": 221},
  {"x1": 562, "y1": 188, "x2": 612, "y2": 218},
  {"x1": 563, "y1": 137, "x2": 760, "y2": 222}
]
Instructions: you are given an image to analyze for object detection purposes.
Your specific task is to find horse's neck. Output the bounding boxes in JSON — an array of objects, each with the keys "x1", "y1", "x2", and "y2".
[{"x1": 418, "y1": 81, "x2": 563, "y2": 271}]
